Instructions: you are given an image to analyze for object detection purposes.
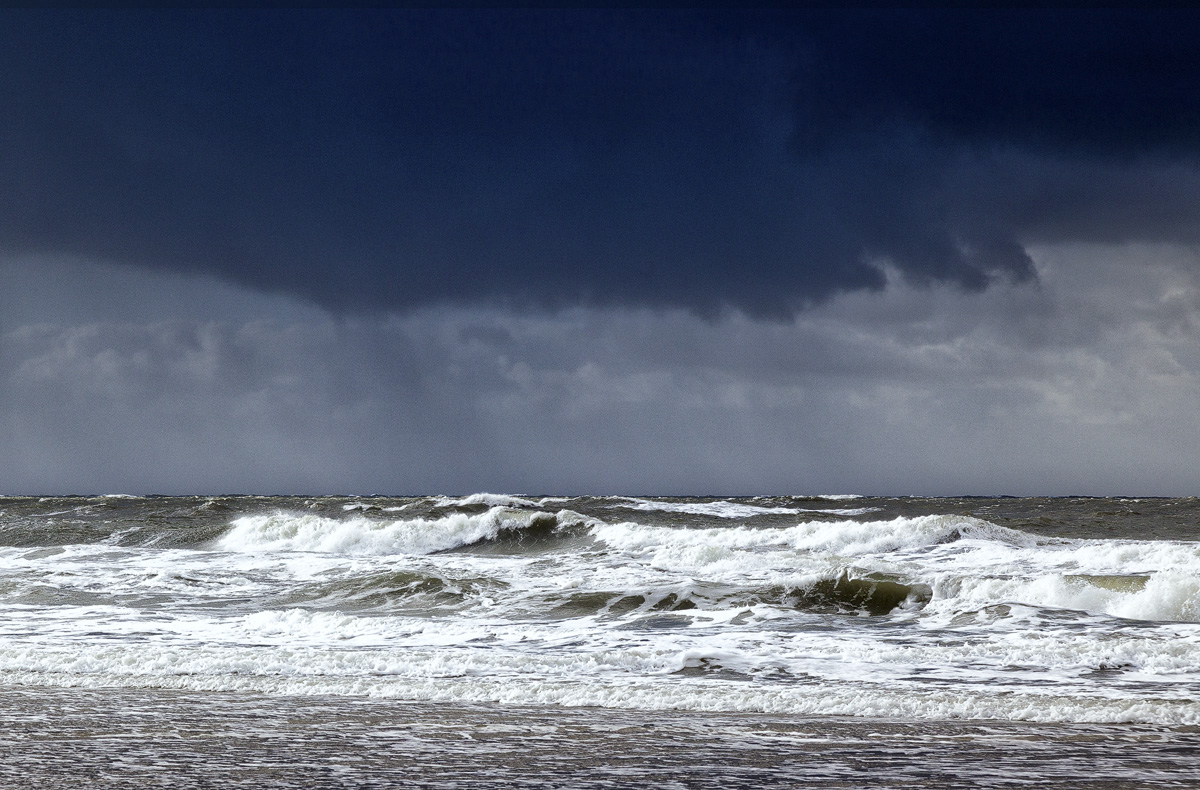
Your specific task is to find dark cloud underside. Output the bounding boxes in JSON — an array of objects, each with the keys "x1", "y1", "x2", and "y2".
[{"x1": 3, "y1": 9, "x2": 1200, "y2": 316}]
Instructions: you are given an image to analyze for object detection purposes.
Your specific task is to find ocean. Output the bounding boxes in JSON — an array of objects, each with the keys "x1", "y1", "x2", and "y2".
[{"x1": 1, "y1": 494, "x2": 1198, "y2": 787}]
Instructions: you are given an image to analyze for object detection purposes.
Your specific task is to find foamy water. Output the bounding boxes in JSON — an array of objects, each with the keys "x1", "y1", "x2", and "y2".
[{"x1": 2, "y1": 495, "x2": 1199, "y2": 725}]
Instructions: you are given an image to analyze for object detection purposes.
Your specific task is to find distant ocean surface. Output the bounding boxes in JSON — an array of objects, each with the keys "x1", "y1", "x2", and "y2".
[{"x1": 2, "y1": 494, "x2": 1199, "y2": 787}]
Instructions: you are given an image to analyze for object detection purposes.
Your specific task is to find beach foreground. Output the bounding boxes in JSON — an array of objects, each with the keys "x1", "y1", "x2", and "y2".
[
  {"x1": 4, "y1": 686, "x2": 1198, "y2": 789},
  {"x1": 4, "y1": 495, "x2": 1200, "y2": 785}
]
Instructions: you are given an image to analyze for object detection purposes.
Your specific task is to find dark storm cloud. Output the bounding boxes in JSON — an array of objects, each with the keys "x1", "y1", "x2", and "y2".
[
  {"x1": 788, "y1": 10, "x2": 1200, "y2": 154},
  {"x1": 4, "y1": 9, "x2": 1200, "y2": 317}
]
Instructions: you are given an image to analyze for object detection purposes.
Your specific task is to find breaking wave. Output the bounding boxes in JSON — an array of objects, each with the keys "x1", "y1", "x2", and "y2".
[
  {"x1": 217, "y1": 506, "x2": 587, "y2": 556},
  {"x1": 608, "y1": 497, "x2": 879, "y2": 518},
  {"x1": 590, "y1": 514, "x2": 1018, "y2": 558},
  {"x1": 7, "y1": 494, "x2": 1200, "y2": 726}
]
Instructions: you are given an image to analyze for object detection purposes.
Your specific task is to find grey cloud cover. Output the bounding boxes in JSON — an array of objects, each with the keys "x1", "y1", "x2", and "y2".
[
  {"x1": 4, "y1": 9, "x2": 1200, "y2": 495},
  {"x1": 4, "y1": 245, "x2": 1198, "y2": 495}
]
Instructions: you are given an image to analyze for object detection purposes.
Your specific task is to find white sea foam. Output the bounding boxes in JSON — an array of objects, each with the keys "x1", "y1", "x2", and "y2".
[
  {"x1": 818, "y1": 507, "x2": 882, "y2": 516},
  {"x1": 430, "y1": 493, "x2": 566, "y2": 509},
  {"x1": 611, "y1": 498, "x2": 806, "y2": 518},
  {"x1": 927, "y1": 570, "x2": 1200, "y2": 624},
  {"x1": 8, "y1": 495, "x2": 1200, "y2": 727},
  {"x1": 2, "y1": 631, "x2": 1199, "y2": 723},
  {"x1": 587, "y1": 514, "x2": 1200, "y2": 624},
  {"x1": 217, "y1": 506, "x2": 578, "y2": 556},
  {"x1": 608, "y1": 497, "x2": 879, "y2": 518},
  {"x1": 591, "y1": 514, "x2": 1005, "y2": 559}
]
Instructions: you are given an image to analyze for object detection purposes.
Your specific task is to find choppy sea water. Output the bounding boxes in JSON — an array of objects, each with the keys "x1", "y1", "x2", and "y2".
[{"x1": 2, "y1": 494, "x2": 1200, "y2": 786}]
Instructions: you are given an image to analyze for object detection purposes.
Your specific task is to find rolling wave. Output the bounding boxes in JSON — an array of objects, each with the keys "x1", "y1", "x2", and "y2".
[
  {"x1": 217, "y1": 506, "x2": 589, "y2": 556},
  {"x1": 4, "y1": 494, "x2": 1200, "y2": 725}
]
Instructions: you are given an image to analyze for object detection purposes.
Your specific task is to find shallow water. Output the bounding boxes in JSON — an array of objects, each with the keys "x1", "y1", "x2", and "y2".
[
  {"x1": 2, "y1": 494, "x2": 1200, "y2": 783},
  {"x1": 3, "y1": 687, "x2": 1199, "y2": 789}
]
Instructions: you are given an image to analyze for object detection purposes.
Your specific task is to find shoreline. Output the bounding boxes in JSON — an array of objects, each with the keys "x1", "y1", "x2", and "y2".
[{"x1": 3, "y1": 685, "x2": 1198, "y2": 788}]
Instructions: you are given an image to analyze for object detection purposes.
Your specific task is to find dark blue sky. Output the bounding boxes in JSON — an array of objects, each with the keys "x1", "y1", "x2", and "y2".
[{"x1": 4, "y1": 9, "x2": 1200, "y2": 494}]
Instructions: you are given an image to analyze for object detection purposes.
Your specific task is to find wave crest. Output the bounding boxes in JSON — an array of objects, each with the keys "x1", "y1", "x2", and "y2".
[
  {"x1": 591, "y1": 514, "x2": 1017, "y2": 561},
  {"x1": 217, "y1": 507, "x2": 584, "y2": 556}
]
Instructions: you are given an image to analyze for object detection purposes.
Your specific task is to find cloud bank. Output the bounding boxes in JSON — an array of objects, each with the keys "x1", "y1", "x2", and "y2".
[
  {"x1": 4, "y1": 10, "x2": 1200, "y2": 495},
  {"x1": 4, "y1": 244, "x2": 1198, "y2": 495},
  {"x1": 3, "y1": 10, "x2": 1200, "y2": 317}
]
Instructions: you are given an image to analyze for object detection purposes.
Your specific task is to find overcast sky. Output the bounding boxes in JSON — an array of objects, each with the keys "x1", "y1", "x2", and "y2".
[{"x1": 3, "y1": 9, "x2": 1200, "y2": 495}]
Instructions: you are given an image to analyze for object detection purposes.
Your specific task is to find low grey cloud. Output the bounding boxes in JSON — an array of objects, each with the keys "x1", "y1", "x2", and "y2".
[{"x1": 3, "y1": 245, "x2": 1198, "y2": 495}]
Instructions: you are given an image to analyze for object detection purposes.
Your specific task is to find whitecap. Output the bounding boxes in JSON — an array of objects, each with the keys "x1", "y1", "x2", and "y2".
[
  {"x1": 216, "y1": 506, "x2": 582, "y2": 556},
  {"x1": 608, "y1": 497, "x2": 879, "y2": 519}
]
